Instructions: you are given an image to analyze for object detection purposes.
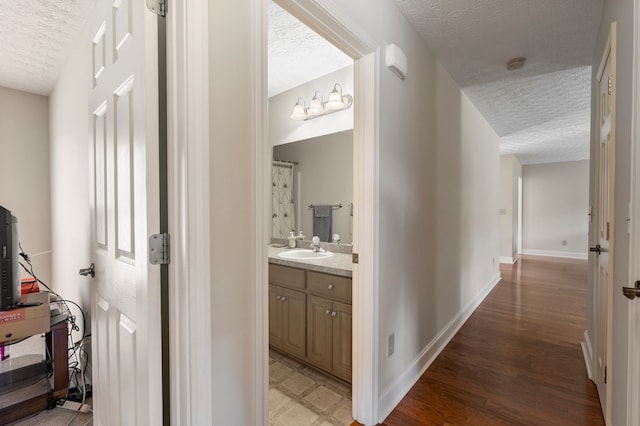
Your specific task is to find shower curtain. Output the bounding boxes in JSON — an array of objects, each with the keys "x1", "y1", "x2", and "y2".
[{"x1": 272, "y1": 162, "x2": 295, "y2": 238}]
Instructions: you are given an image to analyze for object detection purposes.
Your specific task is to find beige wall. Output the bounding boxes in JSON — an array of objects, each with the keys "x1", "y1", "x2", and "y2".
[
  {"x1": 273, "y1": 131, "x2": 353, "y2": 242},
  {"x1": 434, "y1": 61, "x2": 501, "y2": 336},
  {"x1": 590, "y1": 0, "x2": 633, "y2": 423},
  {"x1": 48, "y1": 31, "x2": 92, "y2": 341},
  {"x1": 0, "y1": 86, "x2": 51, "y2": 287},
  {"x1": 499, "y1": 155, "x2": 522, "y2": 262},
  {"x1": 522, "y1": 160, "x2": 589, "y2": 258}
]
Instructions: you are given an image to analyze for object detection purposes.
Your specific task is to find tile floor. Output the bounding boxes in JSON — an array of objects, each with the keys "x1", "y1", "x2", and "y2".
[{"x1": 269, "y1": 350, "x2": 353, "y2": 426}]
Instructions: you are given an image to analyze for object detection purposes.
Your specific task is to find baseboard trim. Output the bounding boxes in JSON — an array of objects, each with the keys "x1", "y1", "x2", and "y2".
[
  {"x1": 377, "y1": 272, "x2": 502, "y2": 423},
  {"x1": 522, "y1": 249, "x2": 588, "y2": 260},
  {"x1": 499, "y1": 254, "x2": 520, "y2": 265},
  {"x1": 582, "y1": 330, "x2": 593, "y2": 380}
]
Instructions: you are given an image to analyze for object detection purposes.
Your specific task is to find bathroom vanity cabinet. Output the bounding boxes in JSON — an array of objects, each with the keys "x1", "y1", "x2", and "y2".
[
  {"x1": 268, "y1": 263, "x2": 352, "y2": 383},
  {"x1": 269, "y1": 284, "x2": 306, "y2": 359}
]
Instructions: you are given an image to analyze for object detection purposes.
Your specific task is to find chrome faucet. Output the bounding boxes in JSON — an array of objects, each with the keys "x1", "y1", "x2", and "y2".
[{"x1": 310, "y1": 236, "x2": 326, "y2": 253}]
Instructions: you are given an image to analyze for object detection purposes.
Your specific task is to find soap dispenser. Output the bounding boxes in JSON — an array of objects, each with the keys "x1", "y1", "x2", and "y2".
[{"x1": 287, "y1": 231, "x2": 297, "y2": 248}]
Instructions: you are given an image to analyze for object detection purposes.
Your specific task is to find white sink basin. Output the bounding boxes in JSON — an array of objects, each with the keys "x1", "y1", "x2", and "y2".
[{"x1": 277, "y1": 249, "x2": 334, "y2": 260}]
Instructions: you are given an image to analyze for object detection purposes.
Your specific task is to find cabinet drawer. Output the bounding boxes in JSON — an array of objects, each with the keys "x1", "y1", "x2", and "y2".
[
  {"x1": 307, "y1": 271, "x2": 351, "y2": 303},
  {"x1": 269, "y1": 264, "x2": 306, "y2": 290}
]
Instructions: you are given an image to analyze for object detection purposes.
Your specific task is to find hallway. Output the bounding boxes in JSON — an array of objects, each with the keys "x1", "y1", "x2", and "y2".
[{"x1": 382, "y1": 256, "x2": 604, "y2": 425}]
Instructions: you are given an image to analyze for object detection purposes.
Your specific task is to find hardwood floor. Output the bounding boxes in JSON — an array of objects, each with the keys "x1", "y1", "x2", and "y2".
[{"x1": 382, "y1": 255, "x2": 604, "y2": 425}]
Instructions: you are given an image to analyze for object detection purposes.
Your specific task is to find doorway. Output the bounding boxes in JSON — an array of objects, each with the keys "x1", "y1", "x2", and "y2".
[
  {"x1": 267, "y1": 3, "x2": 355, "y2": 423},
  {"x1": 262, "y1": 0, "x2": 378, "y2": 424}
]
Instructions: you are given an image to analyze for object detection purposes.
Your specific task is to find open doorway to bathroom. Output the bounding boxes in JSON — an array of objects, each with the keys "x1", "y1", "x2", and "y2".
[{"x1": 267, "y1": 2, "x2": 356, "y2": 424}]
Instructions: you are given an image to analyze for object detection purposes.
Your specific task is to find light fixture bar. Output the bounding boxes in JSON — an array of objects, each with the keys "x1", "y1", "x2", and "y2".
[{"x1": 289, "y1": 84, "x2": 353, "y2": 121}]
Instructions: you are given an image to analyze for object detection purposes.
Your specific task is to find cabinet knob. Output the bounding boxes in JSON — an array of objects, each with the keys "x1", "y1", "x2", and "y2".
[
  {"x1": 328, "y1": 284, "x2": 334, "y2": 290},
  {"x1": 325, "y1": 309, "x2": 331, "y2": 315},
  {"x1": 275, "y1": 295, "x2": 281, "y2": 300},
  {"x1": 281, "y1": 296, "x2": 287, "y2": 302},
  {"x1": 331, "y1": 311, "x2": 337, "y2": 317}
]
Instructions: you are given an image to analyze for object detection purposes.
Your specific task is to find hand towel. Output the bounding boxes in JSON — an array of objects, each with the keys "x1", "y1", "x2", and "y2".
[{"x1": 313, "y1": 205, "x2": 332, "y2": 242}]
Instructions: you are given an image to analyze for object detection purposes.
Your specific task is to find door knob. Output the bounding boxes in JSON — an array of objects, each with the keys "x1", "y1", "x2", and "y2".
[
  {"x1": 589, "y1": 244, "x2": 602, "y2": 255},
  {"x1": 78, "y1": 263, "x2": 95, "y2": 278},
  {"x1": 623, "y1": 281, "x2": 640, "y2": 300}
]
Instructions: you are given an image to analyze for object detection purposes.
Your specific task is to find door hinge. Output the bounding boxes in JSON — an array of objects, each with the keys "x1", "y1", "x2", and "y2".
[
  {"x1": 352, "y1": 253, "x2": 359, "y2": 264},
  {"x1": 149, "y1": 233, "x2": 170, "y2": 265},
  {"x1": 604, "y1": 366, "x2": 608, "y2": 384},
  {"x1": 146, "y1": 0, "x2": 166, "y2": 17},
  {"x1": 606, "y1": 221, "x2": 610, "y2": 240},
  {"x1": 608, "y1": 76, "x2": 612, "y2": 95}
]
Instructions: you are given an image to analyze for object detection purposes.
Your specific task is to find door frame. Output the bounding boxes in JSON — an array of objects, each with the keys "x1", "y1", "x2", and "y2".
[
  {"x1": 166, "y1": 1, "x2": 214, "y2": 424},
  {"x1": 593, "y1": 21, "x2": 616, "y2": 423},
  {"x1": 165, "y1": 0, "x2": 380, "y2": 424},
  {"x1": 627, "y1": 2, "x2": 640, "y2": 424},
  {"x1": 265, "y1": 1, "x2": 379, "y2": 423},
  {"x1": 517, "y1": 175, "x2": 523, "y2": 256}
]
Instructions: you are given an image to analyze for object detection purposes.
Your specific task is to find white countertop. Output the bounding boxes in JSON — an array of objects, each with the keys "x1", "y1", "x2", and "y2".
[{"x1": 268, "y1": 245, "x2": 353, "y2": 277}]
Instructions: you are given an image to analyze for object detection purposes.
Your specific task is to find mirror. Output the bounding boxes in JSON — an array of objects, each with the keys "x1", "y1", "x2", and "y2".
[{"x1": 272, "y1": 130, "x2": 353, "y2": 244}]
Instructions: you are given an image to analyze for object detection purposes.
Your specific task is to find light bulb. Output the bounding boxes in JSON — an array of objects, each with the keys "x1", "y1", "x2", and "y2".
[
  {"x1": 326, "y1": 84, "x2": 344, "y2": 110},
  {"x1": 289, "y1": 99, "x2": 307, "y2": 120},
  {"x1": 307, "y1": 92, "x2": 324, "y2": 116}
]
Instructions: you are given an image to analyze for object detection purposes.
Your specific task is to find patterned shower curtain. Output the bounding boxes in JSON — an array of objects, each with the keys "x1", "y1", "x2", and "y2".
[{"x1": 272, "y1": 162, "x2": 295, "y2": 238}]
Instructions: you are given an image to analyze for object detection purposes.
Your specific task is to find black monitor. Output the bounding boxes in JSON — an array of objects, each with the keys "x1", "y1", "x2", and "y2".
[{"x1": 0, "y1": 205, "x2": 20, "y2": 311}]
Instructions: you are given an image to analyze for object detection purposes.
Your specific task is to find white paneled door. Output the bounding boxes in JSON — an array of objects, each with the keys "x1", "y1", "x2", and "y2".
[
  {"x1": 592, "y1": 22, "x2": 616, "y2": 423},
  {"x1": 87, "y1": 1, "x2": 162, "y2": 425}
]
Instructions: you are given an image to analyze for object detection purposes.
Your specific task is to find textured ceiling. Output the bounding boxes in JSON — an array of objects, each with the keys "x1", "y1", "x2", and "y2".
[
  {"x1": 1, "y1": 0, "x2": 603, "y2": 164},
  {"x1": 268, "y1": 2, "x2": 352, "y2": 98},
  {"x1": 394, "y1": 0, "x2": 603, "y2": 164},
  {"x1": 0, "y1": 0, "x2": 94, "y2": 96}
]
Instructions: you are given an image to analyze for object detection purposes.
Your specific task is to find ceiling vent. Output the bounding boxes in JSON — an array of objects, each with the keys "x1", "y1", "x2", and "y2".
[{"x1": 506, "y1": 57, "x2": 526, "y2": 71}]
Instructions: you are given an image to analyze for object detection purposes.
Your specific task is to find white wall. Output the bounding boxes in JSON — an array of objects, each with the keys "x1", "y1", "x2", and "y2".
[
  {"x1": 0, "y1": 87, "x2": 51, "y2": 288},
  {"x1": 434, "y1": 58, "x2": 501, "y2": 358},
  {"x1": 589, "y1": 0, "x2": 633, "y2": 423},
  {"x1": 209, "y1": 1, "x2": 258, "y2": 422},
  {"x1": 48, "y1": 32, "x2": 92, "y2": 341},
  {"x1": 273, "y1": 130, "x2": 353, "y2": 242},
  {"x1": 522, "y1": 160, "x2": 589, "y2": 259},
  {"x1": 207, "y1": 0, "x2": 502, "y2": 423},
  {"x1": 270, "y1": 66, "x2": 353, "y2": 145},
  {"x1": 499, "y1": 155, "x2": 522, "y2": 263},
  {"x1": 317, "y1": 1, "x2": 501, "y2": 419}
]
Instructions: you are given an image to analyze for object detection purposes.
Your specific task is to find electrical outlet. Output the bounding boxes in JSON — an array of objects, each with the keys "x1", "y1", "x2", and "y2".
[
  {"x1": 388, "y1": 333, "x2": 395, "y2": 356},
  {"x1": 561, "y1": 240, "x2": 567, "y2": 246},
  {"x1": 492, "y1": 257, "x2": 496, "y2": 266}
]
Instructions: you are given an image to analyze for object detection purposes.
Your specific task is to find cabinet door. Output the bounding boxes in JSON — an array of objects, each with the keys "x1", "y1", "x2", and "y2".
[
  {"x1": 332, "y1": 301, "x2": 352, "y2": 382},
  {"x1": 281, "y1": 287, "x2": 306, "y2": 359},
  {"x1": 269, "y1": 285, "x2": 283, "y2": 349},
  {"x1": 306, "y1": 295, "x2": 333, "y2": 371}
]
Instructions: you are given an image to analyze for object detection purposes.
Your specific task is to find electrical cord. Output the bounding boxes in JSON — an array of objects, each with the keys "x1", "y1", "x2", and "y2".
[{"x1": 17, "y1": 244, "x2": 92, "y2": 404}]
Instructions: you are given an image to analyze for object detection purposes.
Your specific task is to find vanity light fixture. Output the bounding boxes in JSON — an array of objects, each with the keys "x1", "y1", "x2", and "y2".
[{"x1": 289, "y1": 83, "x2": 353, "y2": 121}]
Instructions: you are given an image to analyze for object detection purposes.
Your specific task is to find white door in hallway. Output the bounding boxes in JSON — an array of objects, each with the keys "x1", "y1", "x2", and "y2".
[
  {"x1": 593, "y1": 21, "x2": 616, "y2": 423},
  {"x1": 87, "y1": 1, "x2": 162, "y2": 424},
  {"x1": 627, "y1": 4, "x2": 640, "y2": 424}
]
